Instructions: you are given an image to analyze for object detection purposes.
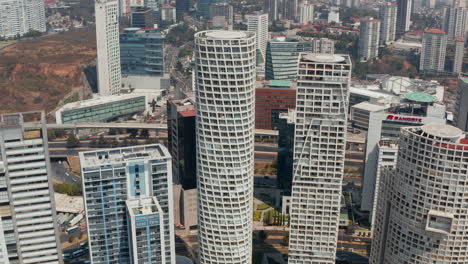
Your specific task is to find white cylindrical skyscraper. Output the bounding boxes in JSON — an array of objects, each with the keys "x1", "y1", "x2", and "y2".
[
  {"x1": 371, "y1": 124, "x2": 468, "y2": 263},
  {"x1": 194, "y1": 30, "x2": 256, "y2": 264}
]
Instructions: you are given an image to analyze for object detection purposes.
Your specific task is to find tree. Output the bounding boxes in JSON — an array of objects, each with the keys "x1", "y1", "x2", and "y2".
[
  {"x1": 97, "y1": 135, "x2": 107, "y2": 147},
  {"x1": 140, "y1": 129, "x2": 150, "y2": 138},
  {"x1": 89, "y1": 138, "x2": 98, "y2": 148},
  {"x1": 66, "y1": 135, "x2": 80, "y2": 148},
  {"x1": 122, "y1": 138, "x2": 129, "y2": 147},
  {"x1": 109, "y1": 138, "x2": 119, "y2": 148},
  {"x1": 68, "y1": 235, "x2": 74, "y2": 243},
  {"x1": 128, "y1": 129, "x2": 138, "y2": 139},
  {"x1": 258, "y1": 230, "x2": 268, "y2": 243},
  {"x1": 282, "y1": 233, "x2": 289, "y2": 246}
]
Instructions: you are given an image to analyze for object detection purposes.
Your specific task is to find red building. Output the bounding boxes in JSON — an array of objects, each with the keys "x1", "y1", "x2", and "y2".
[{"x1": 255, "y1": 80, "x2": 296, "y2": 130}]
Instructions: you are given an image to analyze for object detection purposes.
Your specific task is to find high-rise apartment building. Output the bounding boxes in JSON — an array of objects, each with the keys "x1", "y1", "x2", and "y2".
[
  {"x1": 370, "y1": 124, "x2": 468, "y2": 263},
  {"x1": 396, "y1": 0, "x2": 412, "y2": 37},
  {"x1": 0, "y1": 0, "x2": 46, "y2": 38},
  {"x1": 0, "y1": 111, "x2": 62, "y2": 264},
  {"x1": 120, "y1": 28, "x2": 165, "y2": 77},
  {"x1": 299, "y1": 1, "x2": 314, "y2": 25},
  {"x1": 247, "y1": 13, "x2": 269, "y2": 62},
  {"x1": 379, "y1": 3, "x2": 397, "y2": 45},
  {"x1": 96, "y1": 0, "x2": 122, "y2": 96},
  {"x1": 80, "y1": 144, "x2": 175, "y2": 264},
  {"x1": 210, "y1": 3, "x2": 233, "y2": 25},
  {"x1": 419, "y1": 29, "x2": 447, "y2": 72},
  {"x1": 442, "y1": 6, "x2": 467, "y2": 42},
  {"x1": 264, "y1": 0, "x2": 281, "y2": 21},
  {"x1": 454, "y1": 36, "x2": 465, "y2": 73},
  {"x1": 194, "y1": 30, "x2": 256, "y2": 264},
  {"x1": 358, "y1": 18, "x2": 380, "y2": 62},
  {"x1": 455, "y1": 77, "x2": 468, "y2": 131},
  {"x1": 288, "y1": 53, "x2": 351, "y2": 264}
]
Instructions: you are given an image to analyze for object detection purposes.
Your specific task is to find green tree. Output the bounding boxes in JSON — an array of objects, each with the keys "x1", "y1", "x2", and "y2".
[
  {"x1": 258, "y1": 230, "x2": 268, "y2": 243},
  {"x1": 97, "y1": 135, "x2": 107, "y2": 147},
  {"x1": 140, "y1": 129, "x2": 150, "y2": 138},
  {"x1": 66, "y1": 135, "x2": 80, "y2": 148},
  {"x1": 89, "y1": 138, "x2": 98, "y2": 148},
  {"x1": 283, "y1": 233, "x2": 289, "y2": 246},
  {"x1": 128, "y1": 129, "x2": 138, "y2": 139}
]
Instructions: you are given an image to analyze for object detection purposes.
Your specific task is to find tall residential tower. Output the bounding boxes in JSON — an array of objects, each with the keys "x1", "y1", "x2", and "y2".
[
  {"x1": 396, "y1": 0, "x2": 412, "y2": 37},
  {"x1": 288, "y1": 53, "x2": 352, "y2": 263},
  {"x1": 358, "y1": 17, "x2": 380, "y2": 62},
  {"x1": 96, "y1": 0, "x2": 122, "y2": 96},
  {"x1": 371, "y1": 124, "x2": 468, "y2": 263},
  {"x1": 419, "y1": 29, "x2": 447, "y2": 72},
  {"x1": 0, "y1": 112, "x2": 62, "y2": 264},
  {"x1": 194, "y1": 30, "x2": 256, "y2": 264},
  {"x1": 379, "y1": 3, "x2": 397, "y2": 45},
  {"x1": 246, "y1": 13, "x2": 269, "y2": 63}
]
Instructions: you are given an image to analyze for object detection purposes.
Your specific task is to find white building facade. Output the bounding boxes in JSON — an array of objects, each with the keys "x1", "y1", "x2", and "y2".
[
  {"x1": 371, "y1": 124, "x2": 468, "y2": 263},
  {"x1": 96, "y1": 0, "x2": 122, "y2": 96},
  {"x1": 0, "y1": 0, "x2": 46, "y2": 38},
  {"x1": 453, "y1": 36, "x2": 464, "y2": 73},
  {"x1": 299, "y1": 1, "x2": 314, "y2": 25},
  {"x1": 246, "y1": 13, "x2": 269, "y2": 63},
  {"x1": 288, "y1": 53, "x2": 351, "y2": 264},
  {"x1": 419, "y1": 29, "x2": 447, "y2": 72},
  {"x1": 379, "y1": 3, "x2": 397, "y2": 45},
  {"x1": 358, "y1": 18, "x2": 380, "y2": 62},
  {"x1": 80, "y1": 144, "x2": 175, "y2": 264},
  {"x1": 194, "y1": 30, "x2": 256, "y2": 264},
  {"x1": 442, "y1": 6, "x2": 467, "y2": 42},
  {"x1": 0, "y1": 112, "x2": 62, "y2": 264}
]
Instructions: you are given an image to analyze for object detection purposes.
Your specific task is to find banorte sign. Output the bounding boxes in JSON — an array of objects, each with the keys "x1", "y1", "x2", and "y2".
[{"x1": 386, "y1": 114, "x2": 422, "y2": 122}]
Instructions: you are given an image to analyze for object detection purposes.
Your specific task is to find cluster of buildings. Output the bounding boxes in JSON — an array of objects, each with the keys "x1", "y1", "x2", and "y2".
[{"x1": 0, "y1": 0, "x2": 46, "y2": 38}]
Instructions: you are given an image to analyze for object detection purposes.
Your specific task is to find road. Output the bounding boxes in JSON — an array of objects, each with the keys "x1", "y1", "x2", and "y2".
[{"x1": 50, "y1": 162, "x2": 79, "y2": 183}]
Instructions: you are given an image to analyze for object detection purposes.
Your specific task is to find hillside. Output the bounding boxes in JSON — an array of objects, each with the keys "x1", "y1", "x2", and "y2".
[{"x1": 0, "y1": 30, "x2": 96, "y2": 114}]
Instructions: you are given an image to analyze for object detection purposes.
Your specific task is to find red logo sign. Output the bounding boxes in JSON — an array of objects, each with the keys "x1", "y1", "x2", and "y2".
[{"x1": 386, "y1": 115, "x2": 422, "y2": 122}]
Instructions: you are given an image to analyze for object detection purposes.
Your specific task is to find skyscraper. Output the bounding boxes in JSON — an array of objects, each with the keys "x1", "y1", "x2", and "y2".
[
  {"x1": 371, "y1": 124, "x2": 468, "y2": 263},
  {"x1": 299, "y1": 1, "x2": 314, "y2": 25},
  {"x1": 419, "y1": 29, "x2": 447, "y2": 72},
  {"x1": 130, "y1": 7, "x2": 155, "y2": 28},
  {"x1": 194, "y1": 30, "x2": 256, "y2": 264},
  {"x1": 246, "y1": 13, "x2": 269, "y2": 63},
  {"x1": 455, "y1": 77, "x2": 468, "y2": 131},
  {"x1": 442, "y1": 6, "x2": 467, "y2": 42},
  {"x1": 80, "y1": 144, "x2": 175, "y2": 264},
  {"x1": 264, "y1": 0, "x2": 281, "y2": 21},
  {"x1": 379, "y1": 2, "x2": 397, "y2": 45},
  {"x1": 453, "y1": 36, "x2": 465, "y2": 73},
  {"x1": 176, "y1": 0, "x2": 190, "y2": 21},
  {"x1": 358, "y1": 17, "x2": 380, "y2": 62},
  {"x1": 0, "y1": 0, "x2": 46, "y2": 38},
  {"x1": 0, "y1": 111, "x2": 62, "y2": 264},
  {"x1": 288, "y1": 53, "x2": 351, "y2": 264},
  {"x1": 396, "y1": 0, "x2": 412, "y2": 37},
  {"x1": 96, "y1": 0, "x2": 122, "y2": 96}
]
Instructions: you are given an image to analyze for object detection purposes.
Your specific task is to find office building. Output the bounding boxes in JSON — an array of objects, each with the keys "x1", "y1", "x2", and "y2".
[
  {"x1": 194, "y1": 30, "x2": 256, "y2": 264},
  {"x1": 455, "y1": 77, "x2": 468, "y2": 131},
  {"x1": 282, "y1": 0, "x2": 299, "y2": 21},
  {"x1": 167, "y1": 97, "x2": 196, "y2": 189},
  {"x1": 81, "y1": 144, "x2": 175, "y2": 264},
  {"x1": 454, "y1": 36, "x2": 465, "y2": 73},
  {"x1": 120, "y1": 28, "x2": 165, "y2": 77},
  {"x1": 276, "y1": 110, "x2": 295, "y2": 193},
  {"x1": 288, "y1": 53, "x2": 351, "y2": 264},
  {"x1": 328, "y1": 7, "x2": 340, "y2": 24},
  {"x1": 358, "y1": 17, "x2": 380, "y2": 62},
  {"x1": 247, "y1": 13, "x2": 269, "y2": 63},
  {"x1": 130, "y1": 7, "x2": 155, "y2": 28},
  {"x1": 370, "y1": 124, "x2": 468, "y2": 263},
  {"x1": 55, "y1": 94, "x2": 146, "y2": 124},
  {"x1": 419, "y1": 29, "x2": 447, "y2": 72},
  {"x1": 265, "y1": 37, "x2": 334, "y2": 81},
  {"x1": 161, "y1": 5, "x2": 176, "y2": 23},
  {"x1": 379, "y1": 3, "x2": 397, "y2": 45},
  {"x1": 197, "y1": 0, "x2": 211, "y2": 19},
  {"x1": 256, "y1": 80, "x2": 296, "y2": 130},
  {"x1": 210, "y1": 3, "x2": 233, "y2": 25},
  {"x1": 360, "y1": 93, "x2": 447, "y2": 227},
  {"x1": 299, "y1": 1, "x2": 314, "y2": 25},
  {"x1": 0, "y1": 0, "x2": 46, "y2": 38},
  {"x1": 442, "y1": 6, "x2": 467, "y2": 42},
  {"x1": 0, "y1": 112, "x2": 62, "y2": 264},
  {"x1": 176, "y1": 0, "x2": 190, "y2": 21},
  {"x1": 96, "y1": 0, "x2": 122, "y2": 96},
  {"x1": 396, "y1": 0, "x2": 411, "y2": 37}
]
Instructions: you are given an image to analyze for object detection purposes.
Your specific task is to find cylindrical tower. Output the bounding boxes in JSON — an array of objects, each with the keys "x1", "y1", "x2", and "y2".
[
  {"x1": 194, "y1": 30, "x2": 256, "y2": 264},
  {"x1": 371, "y1": 124, "x2": 468, "y2": 263}
]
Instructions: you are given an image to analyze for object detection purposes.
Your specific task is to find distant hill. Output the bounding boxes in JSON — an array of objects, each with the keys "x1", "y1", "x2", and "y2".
[{"x1": 0, "y1": 30, "x2": 96, "y2": 115}]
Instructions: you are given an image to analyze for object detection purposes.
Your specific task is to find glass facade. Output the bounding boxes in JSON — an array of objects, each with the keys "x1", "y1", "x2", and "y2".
[
  {"x1": 265, "y1": 39, "x2": 312, "y2": 81},
  {"x1": 59, "y1": 96, "x2": 146, "y2": 124},
  {"x1": 120, "y1": 29, "x2": 165, "y2": 76}
]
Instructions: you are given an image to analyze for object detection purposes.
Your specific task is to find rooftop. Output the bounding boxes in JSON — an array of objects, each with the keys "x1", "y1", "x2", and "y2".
[
  {"x1": 421, "y1": 124, "x2": 463, "y2": 138},
  {"x1": 80, "y1": 144, "x2": 170, "y2": 168},
  {"x1": 270, "y1": 80, "x2": 293, "y2": 87},
  {"x1": 455, "y1": 36, "x2": 465, "y2": 41},
  {"x1": 424, "y1": 29, "x2": 445, "y2": 34},
  {"x1": 126, "y1": 197, "x2": 162, "y2": 217},
  {"x1": 58, "y1": 94, "x2": 146, "y2": 112},
  {"x1": 205, "y1": 30, "x2": 247, "y2": 39},
  {"x1": 404, "y1": 92, "x2": 437, "y2": 103},
  {"x1": 352, "y1": 101, "x2": 387, "y2": 112},
  {"x1": 303, "y1": 54, "x2": 346, "y2": 63}
]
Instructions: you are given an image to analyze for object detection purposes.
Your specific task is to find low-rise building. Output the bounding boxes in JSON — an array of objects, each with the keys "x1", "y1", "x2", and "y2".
[{"x1": 55, "y1": 94, "x2": 147, "y2": 124}]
